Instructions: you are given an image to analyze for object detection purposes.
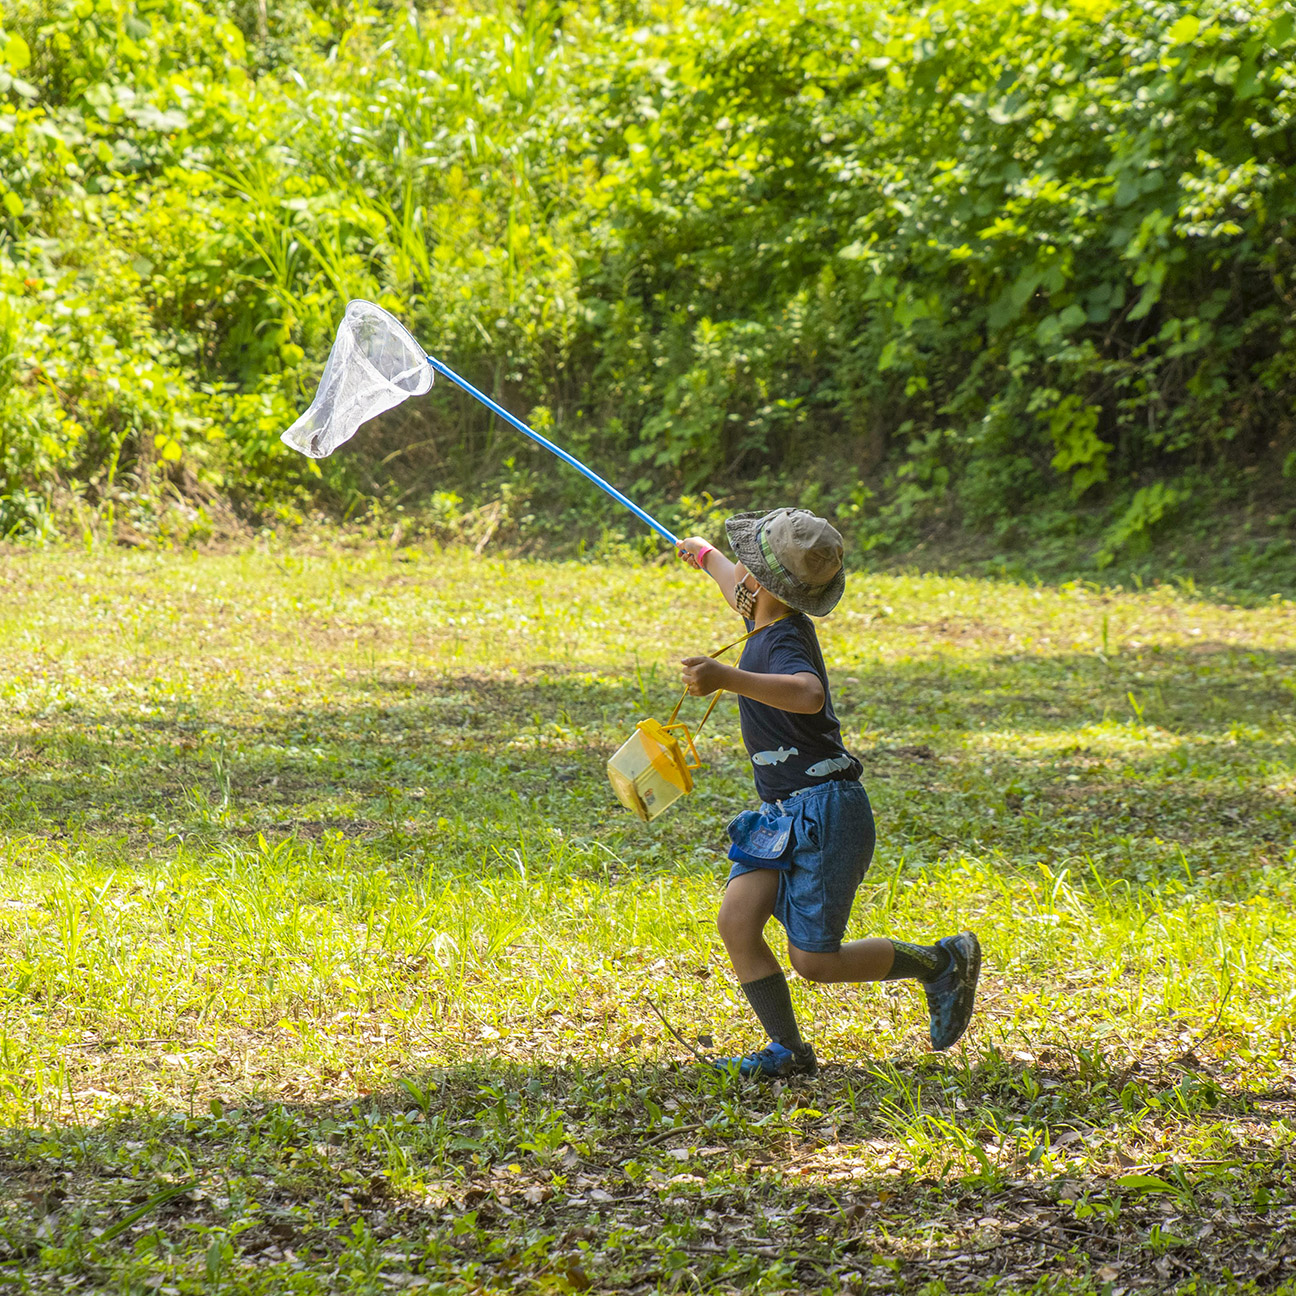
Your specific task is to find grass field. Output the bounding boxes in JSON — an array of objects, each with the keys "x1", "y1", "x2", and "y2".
[{"x1": 0, "y1": 540, "x2": 1293, "y2": 1294}]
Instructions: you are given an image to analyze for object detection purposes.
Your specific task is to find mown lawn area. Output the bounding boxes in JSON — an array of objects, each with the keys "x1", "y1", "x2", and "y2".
[{"x1": 0, "y1": 542, "x2": 1293, "y2": 1294}]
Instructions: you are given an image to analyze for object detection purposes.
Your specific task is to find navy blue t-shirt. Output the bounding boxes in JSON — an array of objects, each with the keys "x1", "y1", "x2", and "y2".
[{"x1": 736, "y1": 613, "x2": 862, "y2": 803}]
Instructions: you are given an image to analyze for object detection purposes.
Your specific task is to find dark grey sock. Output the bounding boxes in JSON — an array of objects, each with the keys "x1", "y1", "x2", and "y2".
[
  {"x1": 885, "y1": 939, "x2": 951, "y2": 983},
  {"x1": 740, "y1": 972, "x2": 806, "y2": 1051}
]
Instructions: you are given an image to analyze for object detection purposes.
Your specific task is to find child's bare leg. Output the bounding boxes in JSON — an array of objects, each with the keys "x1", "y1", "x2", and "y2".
[
  {"x1": 718, "y1": 870, "x2": 810, "y2": 1055},
  {"x1": 717, "y1": 869, "x2": 780, "y2": 981},
  {"x1": 788, "y1": 938, "x2": 948, "y2": 986}
]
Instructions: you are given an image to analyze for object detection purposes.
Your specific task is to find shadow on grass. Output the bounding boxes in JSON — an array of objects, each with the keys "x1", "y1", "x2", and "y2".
[
  {"x1": 0, "y1": 653, "x2": 1290, "y2": 937},
  {"x1": 2, "y1": 643, "x2": 1291, "y2": 895},
  {"x1": 1, "y1": 1051, "x2": 1292, "y2": 1293}
]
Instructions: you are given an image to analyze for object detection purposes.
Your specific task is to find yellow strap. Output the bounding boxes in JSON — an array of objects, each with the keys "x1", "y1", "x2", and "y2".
[{"x1": 668, "y1": 613, "x2": 793, "y2": 733}]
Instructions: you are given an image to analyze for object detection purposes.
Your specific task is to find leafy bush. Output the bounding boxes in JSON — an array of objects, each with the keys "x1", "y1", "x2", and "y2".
[{"x1": 1, "y1": 0, "x2": 1294, "y2": 561}]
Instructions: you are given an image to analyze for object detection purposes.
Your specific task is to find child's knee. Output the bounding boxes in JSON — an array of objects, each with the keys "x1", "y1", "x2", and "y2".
[
  {"x1": 716, "y1": 902, "x2": 749, "y2": 947},
  {"x1": 717, "y1": 894, "x2": 766, "y2": 948},
  {"x1": 718, "y1": 871, "x2": 777, "y2": 941},
  {"x1": 788, "y1": 946, "x2": 834, "y2": 983}
]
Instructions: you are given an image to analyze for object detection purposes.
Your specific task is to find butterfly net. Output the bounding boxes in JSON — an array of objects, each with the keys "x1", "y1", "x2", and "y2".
[{"x1": 281, "y1": 299, "x2": 433, "y2": 459}]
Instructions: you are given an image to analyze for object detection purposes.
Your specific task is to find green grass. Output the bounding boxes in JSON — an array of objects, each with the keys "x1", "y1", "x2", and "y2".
[{"x1": 0, "y1": 540, "x2": 1293, "y2": 1294}]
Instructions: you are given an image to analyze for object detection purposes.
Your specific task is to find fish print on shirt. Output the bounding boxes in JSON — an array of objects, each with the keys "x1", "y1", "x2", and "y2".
[
  {"x1": 751, "y1": 746, "x2": 798, "y2": 767},
  {"x1": 806, "y1": 754, "x2": 855, "y2": 777}
]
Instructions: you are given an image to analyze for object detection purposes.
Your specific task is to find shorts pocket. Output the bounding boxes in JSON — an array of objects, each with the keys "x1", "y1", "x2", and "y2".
[
  {"x1": 727, "y1": 809, "x2": 795, "y2": 867},
  {"x1": 800, "y1": 810, "x2": 821, "y2": 849}
]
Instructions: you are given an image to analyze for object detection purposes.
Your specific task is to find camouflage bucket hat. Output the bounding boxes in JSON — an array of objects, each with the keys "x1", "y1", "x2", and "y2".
[{"x1": 724, "y1": 508, "x2": 846, "y2": 617}]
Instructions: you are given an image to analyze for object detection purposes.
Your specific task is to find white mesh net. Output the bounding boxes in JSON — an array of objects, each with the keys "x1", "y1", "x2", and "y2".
[{"x1": 281, "y1": 300, "x2": 433, "y2": 459}]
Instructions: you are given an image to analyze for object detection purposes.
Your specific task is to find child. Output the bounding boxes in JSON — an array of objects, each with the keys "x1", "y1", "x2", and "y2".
[{"x1": 676, "y1": 508, "x2": 980, "y2": 1077}]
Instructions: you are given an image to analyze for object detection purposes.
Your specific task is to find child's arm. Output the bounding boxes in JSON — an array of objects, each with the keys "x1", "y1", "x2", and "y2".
[
  {"x1": 680, "y1": 657, "x2": 825, "y2": 715},
  {"x1": 677, "y1": 535, "x2": 741, "y2": 612}
]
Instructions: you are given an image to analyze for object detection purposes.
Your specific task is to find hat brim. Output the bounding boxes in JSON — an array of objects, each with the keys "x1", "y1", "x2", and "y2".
[{"x1": 725, "y1": 510, "x2": 845, "y2": 617}]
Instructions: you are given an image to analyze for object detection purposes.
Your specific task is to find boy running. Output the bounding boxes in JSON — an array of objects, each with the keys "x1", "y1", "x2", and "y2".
[{"x1": 677, "y1": 508, "x2": 980, "y2": 1077}]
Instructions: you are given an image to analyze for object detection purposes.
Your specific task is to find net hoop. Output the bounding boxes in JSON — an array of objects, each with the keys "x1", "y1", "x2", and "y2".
[{"x1": 281, "y1": 299, "x2": 433, "y2": 459}]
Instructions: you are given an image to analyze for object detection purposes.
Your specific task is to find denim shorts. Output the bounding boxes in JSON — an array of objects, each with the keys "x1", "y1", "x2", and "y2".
[{"x1": 726, "y1": 780, "x2": 875, "y2": 953}]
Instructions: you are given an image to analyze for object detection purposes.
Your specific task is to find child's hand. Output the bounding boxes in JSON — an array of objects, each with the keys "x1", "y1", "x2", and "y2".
[
  {"x1": 676, "y1": 536, "x2": 714, "y2": 570},
  {"x1": 681, "y1": 655, "x2": 727, "y2": 696}
]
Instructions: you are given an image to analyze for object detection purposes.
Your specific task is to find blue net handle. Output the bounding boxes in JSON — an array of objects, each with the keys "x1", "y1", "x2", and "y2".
[{"x1": 426, "y1": 355, "x2": 678, "y2": 546}]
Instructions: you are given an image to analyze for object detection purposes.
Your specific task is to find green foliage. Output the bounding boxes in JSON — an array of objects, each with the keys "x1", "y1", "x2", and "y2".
[
  {"x1": 1, "y1": 0, "x2": 1295, "y2": 555},
  {"x1": 1097, "y1": 478, "x2": 1189, "y2": 568}
]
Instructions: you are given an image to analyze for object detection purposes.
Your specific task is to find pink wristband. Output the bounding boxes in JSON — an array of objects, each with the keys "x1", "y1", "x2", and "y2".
[{"x1": 694, "y1": 543, "x2": 715, "y2": 570}]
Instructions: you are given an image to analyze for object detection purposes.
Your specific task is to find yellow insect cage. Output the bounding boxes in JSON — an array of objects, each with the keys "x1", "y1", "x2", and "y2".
[
  {"x1": 606, "y1": 712, "x2": 701, "y2": 823},
  {"x1": 607, "y1": 615, "x2": 789, "y2": 823}
]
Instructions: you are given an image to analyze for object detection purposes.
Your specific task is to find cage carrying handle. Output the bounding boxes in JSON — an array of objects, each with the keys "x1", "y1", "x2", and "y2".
[{"x1": 667, "y1": 614, "x2": 793, "y2": 736}]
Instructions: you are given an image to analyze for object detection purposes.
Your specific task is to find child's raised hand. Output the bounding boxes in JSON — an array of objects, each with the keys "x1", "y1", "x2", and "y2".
[
  {"x1": 681, "y1": 655, "x2": 727, "y2": 696},
  {"x1": 676, "y1": 536, "x2": 715, "y2": 570}
]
